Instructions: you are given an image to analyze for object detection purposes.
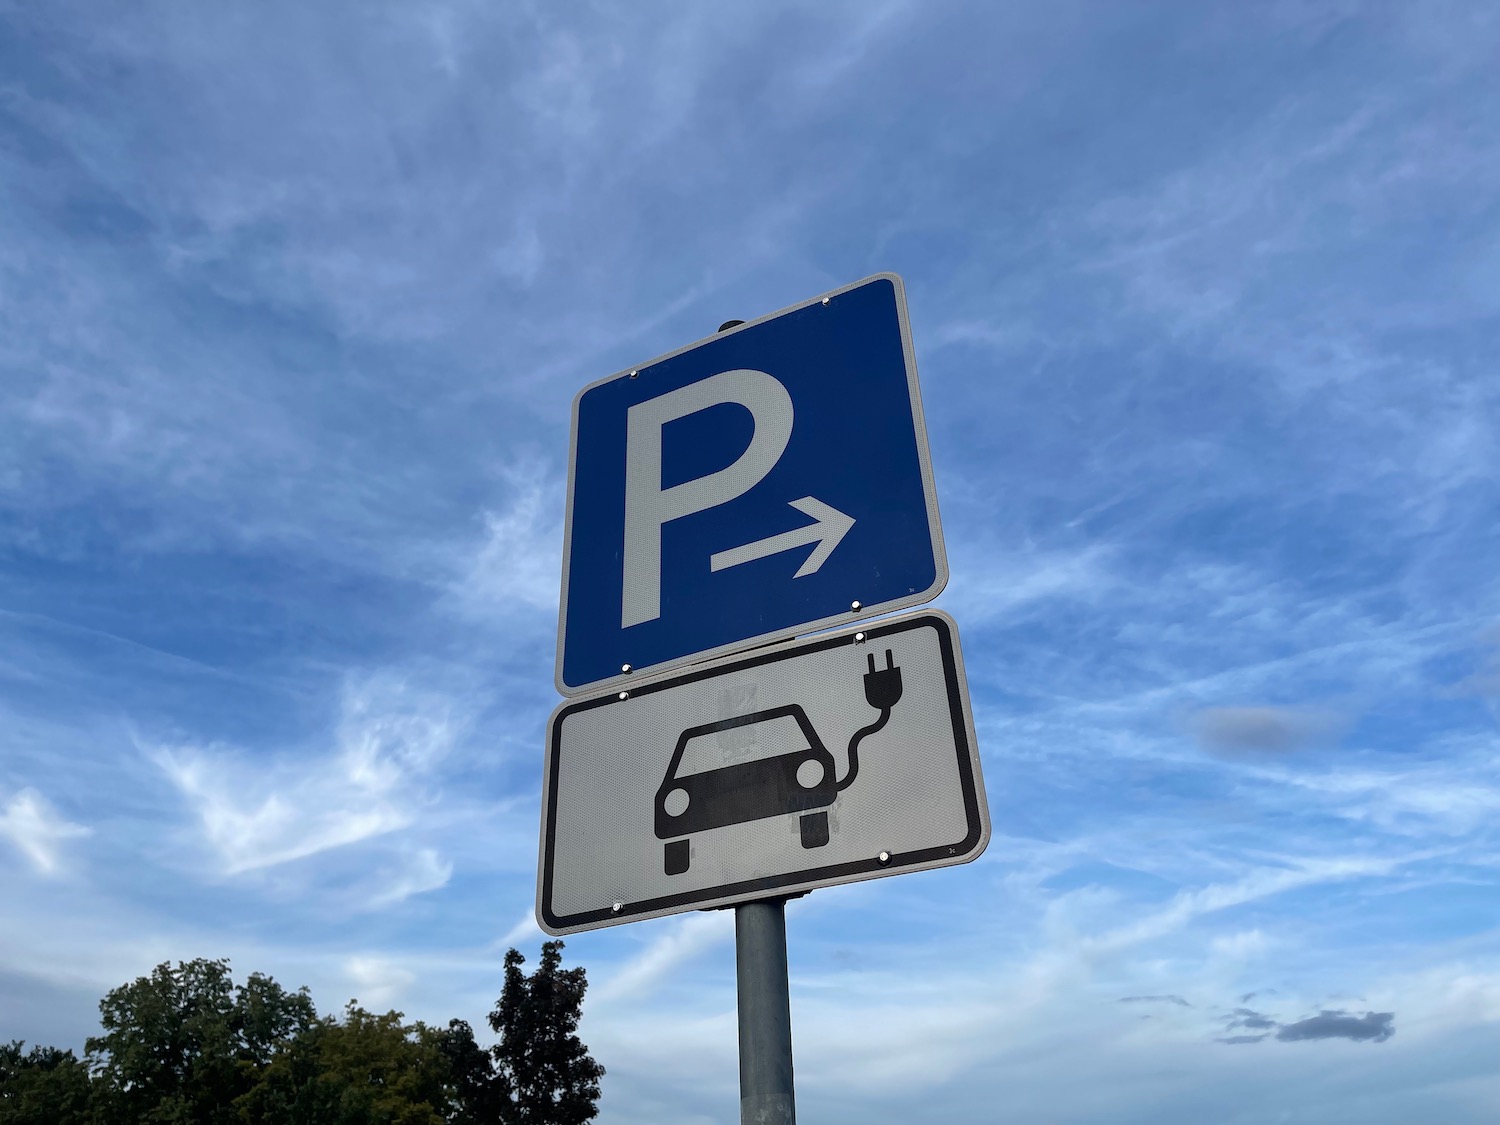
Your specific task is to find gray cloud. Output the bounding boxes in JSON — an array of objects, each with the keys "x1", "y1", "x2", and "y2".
[
  {"x1": 1212, "y1": 1005, "x2": 1396, "y2": 1046},
  {"x1": 1276, "y1": 1010, "x2": 1394, "y2": 1043},
  {"x1": 1189, "y1": 706, "x2": 1345, "y2": 757},
  {"x1": 1118, "y1": 994, "x2": 1191, "y2": 1007},
  {"x1": 1227, "y1": 1007, "x2": 1276, "y2": 1031}
]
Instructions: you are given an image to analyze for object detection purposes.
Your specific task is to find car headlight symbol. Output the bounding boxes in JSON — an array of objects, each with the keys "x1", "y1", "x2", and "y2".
[{"x1": 795, "y1": 759, "x2": 825, "y2": 789}]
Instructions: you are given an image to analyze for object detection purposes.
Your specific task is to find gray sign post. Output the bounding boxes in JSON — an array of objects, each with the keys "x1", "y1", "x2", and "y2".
[{"x1": 737, "y1": 898, "x2": 796, "y2": 1124}]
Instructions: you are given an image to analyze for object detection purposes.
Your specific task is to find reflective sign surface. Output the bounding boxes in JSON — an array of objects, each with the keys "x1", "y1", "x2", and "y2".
[{"x1": 538, "y1": 610, "x2": 989, "y2": 934}]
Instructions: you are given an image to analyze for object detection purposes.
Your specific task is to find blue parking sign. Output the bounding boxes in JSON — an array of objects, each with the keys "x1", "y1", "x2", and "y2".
[{"x1": 556, "y1": 273, "x2": 947, "y2": 695}]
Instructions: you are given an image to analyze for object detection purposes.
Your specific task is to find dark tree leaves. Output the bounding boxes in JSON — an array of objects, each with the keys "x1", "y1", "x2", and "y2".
[
  {"x1": 487, "y1": 942, "x2": 604, "y2": 1125},
  {"x1": 0, "y1": 1041, "x2": 95, "y2": 1125},
  {"x1": 429, "y1": 1020, "x2": 509, "y2": 1125},
  {"x1": 238, "y1": 1004, "x2": 448, "y2": 1125},
  {"x1": 87, "y1": 958, "x2": 244, "y2": 1125},
  {"x1": 85, "y1": 958, "x2": 318, "y2": 1125}
]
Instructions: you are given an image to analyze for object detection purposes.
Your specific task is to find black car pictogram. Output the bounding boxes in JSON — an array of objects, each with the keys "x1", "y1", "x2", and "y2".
[{"x1": 654, "y1": 650, "x2": 903, "y2": 875}]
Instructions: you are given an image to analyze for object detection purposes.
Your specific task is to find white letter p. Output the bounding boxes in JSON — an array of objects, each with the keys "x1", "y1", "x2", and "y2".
[{"x1": 621, "y1": 369, "x2": 793, "y2": 628}]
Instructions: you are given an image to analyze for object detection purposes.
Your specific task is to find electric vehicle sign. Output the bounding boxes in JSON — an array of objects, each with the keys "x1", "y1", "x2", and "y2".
[
  {"x1": 537, "y1": 610, "x2": 989, "y2": 935},
  {"x1": 555, "y1": 273, "x2": 947, "y2": 695}
]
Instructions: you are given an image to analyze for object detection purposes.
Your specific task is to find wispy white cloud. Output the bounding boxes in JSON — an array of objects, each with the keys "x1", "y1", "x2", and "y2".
[
  {"x1": 1067, "y1": 72, "x2": 1500, "y2": 516},
  {"x1": 344, "y1": 955, "x2": 415, "y2": 1011},
  {"x1": 0, "y1": 788, "x2": 90, "y2": 876},
  {"x1": 445, "y1": 457, "x2": 563, "y2": 619},
  {"x1": 591, "y1": 912, "x2": 735, "y2": 1006},
  {"x1": 941, "y1": 542, "x2": 1117, "y2": 627},
  {"x1": 1265, "y1": 754, "x2": 1500, "y2": 839},
  {"x1": 1074, "y1": 854, "x2": 1405, "y2": 956},
  {"x1": 153, "y1": 743, "x2": 410, "y2": 876},
  {"x1": 495, "y1": 911, "x2": 543, "y2": 952},
  {"x1": 150, "y1": 673, "x2": 460, "y2": 876},
  {"x1": 363, "y1": 847, "x2": 454, "y2": 910}
]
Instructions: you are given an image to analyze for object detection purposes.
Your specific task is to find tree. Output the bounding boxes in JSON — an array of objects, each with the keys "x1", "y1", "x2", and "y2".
[
  {"x1": 237, "y1": 1005, "x2": 448, "y2": 1125},
  {"x1": 236, "y1": 972, "x2": 320, "y2": 1069},
  {"x1": 426, "y1": 1021, "x2": 507, "y2": 1125},
  {"x1": 0, "y1": 1041, "x2": 95, "y2": 1125},
  {"x1": 8, "y1": 948, "x2": 603, "y2": 1125},
  {"x1": 486, "y1": 942, "x2": 604, "y2": 1125},
  {"x1": 85, "y1": 958, "x2": 316, "y2": 1125}
]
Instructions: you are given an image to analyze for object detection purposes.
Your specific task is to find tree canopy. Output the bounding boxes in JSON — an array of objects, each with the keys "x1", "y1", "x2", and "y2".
[
  {"x1": 0, "y1": 945, "x2": 603, "y2": 1125},
  {"x1": 0, "y1": 1041, "x2": 94, "y2": 1125}
]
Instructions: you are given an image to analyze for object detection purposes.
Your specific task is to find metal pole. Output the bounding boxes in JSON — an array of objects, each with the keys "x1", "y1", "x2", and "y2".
[
  {"x1": 735, "y1": 898, "x2": 796, "y2": 1125},
  {"x1": 715, "y1": 317, "x2": 795, "y2": 1125}
]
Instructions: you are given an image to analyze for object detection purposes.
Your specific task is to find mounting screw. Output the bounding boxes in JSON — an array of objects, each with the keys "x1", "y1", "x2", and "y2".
[
  {"x1": 851, "y1": 600, "x2": 862, "y2": 612},
  {"x1": 877, "y1": 851, "x2": 892, "y2": 866},
  {"x1": 821, "y1": 297, "x2": 831, "y2": 305},
  {"x1": 618, "y1": 691, "x2": 629, "y2": 701},
  {"x1": 854, "y1": 631, "x2": 866, "y2": 643},
  {"x1": 621, "y1": 663, "x2": 632, "y2": 674},
  {"x1": 611, "y1": 901, "x2": 624, "y2": 914},
  {"x1": 629, "y1": 369, "x2": 638, "y2": 379}
]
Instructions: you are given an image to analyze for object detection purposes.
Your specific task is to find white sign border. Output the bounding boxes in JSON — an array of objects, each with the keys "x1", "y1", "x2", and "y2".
[
  {"x1": 537, "y1": 608, "x2": 988, "y2": 936},
  {"x1": 553, "y1": 272, "x2": 950, "y2": 697}
]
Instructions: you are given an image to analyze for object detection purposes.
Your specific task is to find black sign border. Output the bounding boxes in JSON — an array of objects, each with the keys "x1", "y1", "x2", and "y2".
[{"x1": 539, "y1": 611, "x2": 985, "y2": 934}]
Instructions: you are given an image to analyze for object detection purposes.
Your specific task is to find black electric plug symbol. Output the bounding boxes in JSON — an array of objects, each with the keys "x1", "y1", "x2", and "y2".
[
  {"x1": 836, "y1": 649, "x2": 902, "y2": 792},
  {"x1": 862, "y1": 649, "x2": 903, "y2": 710}
]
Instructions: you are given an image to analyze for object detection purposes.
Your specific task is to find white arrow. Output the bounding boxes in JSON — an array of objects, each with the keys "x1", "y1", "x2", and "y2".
[{"x1": 709, "y1": 496, "x2": 855, "y2": 577}]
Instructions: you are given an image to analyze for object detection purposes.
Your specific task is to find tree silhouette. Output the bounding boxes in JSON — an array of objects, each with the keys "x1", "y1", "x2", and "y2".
[
  {"x1": 429, "y1": 1020, "x2": 508, "y2": 1125},
  {"x1": 487, "y1": 942, "x2": 604, "y2": 1125}
]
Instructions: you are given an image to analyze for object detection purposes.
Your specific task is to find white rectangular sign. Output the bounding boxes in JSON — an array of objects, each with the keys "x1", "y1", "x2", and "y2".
[{"x1": 537, "y1": 609, "x2": 989, "y2": 934}]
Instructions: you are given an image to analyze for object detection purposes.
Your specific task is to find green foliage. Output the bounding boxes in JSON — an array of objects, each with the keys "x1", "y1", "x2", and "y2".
[
  {"x1": 236, "y1": 972, "x2": 320, "y2": 1069},
  {"x1": 87, "y1": 958, "x2": 241, "y2": 1125},
  {"x1": 237, "y1": 1005, "x2": 447, "y2": 1125},
  {"x1": 0, "y1": 1041, "x2": 95, "y2": 1125},
  {"x1": 85, "y1": 958, "x2": 317, "y2": 1125},
  {"x1": 2, "y1": 945, "x2": 603, "y2": 1125}
]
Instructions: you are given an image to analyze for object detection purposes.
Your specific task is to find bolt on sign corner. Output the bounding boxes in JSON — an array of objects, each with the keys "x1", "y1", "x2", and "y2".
[
  {"x1": 537, "y1": 609, "x2": 989, "y2": 935},
  {"x1": 556, "y1": 273, "x2": 948, "y2": 696}
]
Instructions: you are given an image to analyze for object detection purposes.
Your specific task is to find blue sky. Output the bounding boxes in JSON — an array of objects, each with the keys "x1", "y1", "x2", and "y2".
[{"x1": 2, "y1": 1, "x2": 1498, "y2": 1121}]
